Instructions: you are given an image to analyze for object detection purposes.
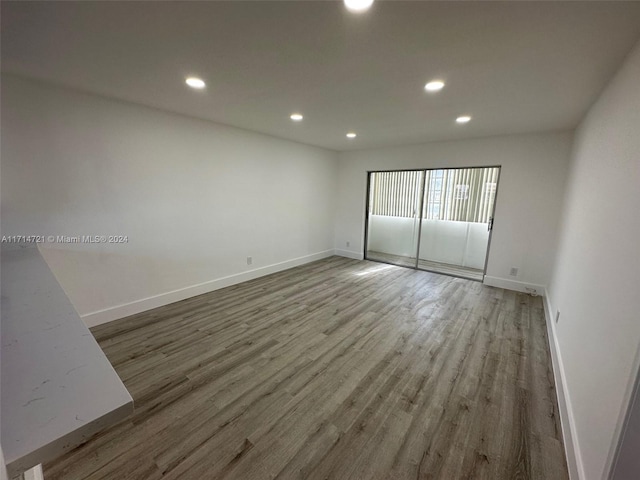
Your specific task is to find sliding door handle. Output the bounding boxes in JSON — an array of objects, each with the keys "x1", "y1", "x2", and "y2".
[{"x1": 488, "y1": 217, "x2": 494, "y2": 231}]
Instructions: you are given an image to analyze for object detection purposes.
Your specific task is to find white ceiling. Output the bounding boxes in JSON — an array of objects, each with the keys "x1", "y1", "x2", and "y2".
[{"x1": 3, "y1": 1, "x2": 640, "y2": 151}]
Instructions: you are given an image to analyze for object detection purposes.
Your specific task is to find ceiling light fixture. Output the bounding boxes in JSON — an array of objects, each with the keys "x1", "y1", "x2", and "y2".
[
  {"x1": 346, "y1": 132, "x2": 357, "y2": 138},
  {"x1": 185, "y1": 77, "x2": 206, "y2": 89},
  {"x1": 425, "y1": 80, "x2": 445, "y2": 92},
  {"x1": 344, "y1": 0, "x2": 374, "y2": 13},
  {"x1": 456, "y1": 115, "x2": 472, "y2": 124},
  {"x1": 290, "y1": 113, "x2": 303, "y2": 121}
]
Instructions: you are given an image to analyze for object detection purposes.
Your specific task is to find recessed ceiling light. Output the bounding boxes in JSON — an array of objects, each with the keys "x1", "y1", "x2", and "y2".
[
  {"x1": 425, "y1": 80, "x2": 445, "y2": 92},
  {"x1": 456, "y1": 115, "x2": 472, "y2": 124},
  {"x1": 290, "y1": 113, "x2": 303, "y2": 121},
  {"x1": 185, "y1": 77, "x2": 206, "y2": 89},
  {"x1": 344, "y1": 0, "x2": 374, "y2": 13},
  {"x1": 346, "y1": 132, "x2": 357, "y2": 138}
]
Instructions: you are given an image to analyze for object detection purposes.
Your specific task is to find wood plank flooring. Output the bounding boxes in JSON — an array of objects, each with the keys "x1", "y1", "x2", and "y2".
[
  {"x1": 366, "y1": 251, "x2": 485, "y2": 281},
  {"x1": 43, "y1": 256, "x2": 569, "y2": 480}
]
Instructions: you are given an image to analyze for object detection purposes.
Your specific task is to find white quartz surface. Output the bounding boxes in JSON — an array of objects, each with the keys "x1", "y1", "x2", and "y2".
[{"x1": 1, "y1": 245, "x2": 133, "y2": 477}]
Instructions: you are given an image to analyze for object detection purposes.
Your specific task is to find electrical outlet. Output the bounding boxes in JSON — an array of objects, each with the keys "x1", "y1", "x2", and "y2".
[
  {"x1": 509, "y1": 267, "x2": 518, "y2": 276},
  {"x1": 346, "y1": 241, "x2": 350, "y2": 247},
  {"x1": 555, "y1": 310, "x2": 560, "y2": 324},
  {"x1": 246, "y1": 256, "x2": 252, "y2": 266}
]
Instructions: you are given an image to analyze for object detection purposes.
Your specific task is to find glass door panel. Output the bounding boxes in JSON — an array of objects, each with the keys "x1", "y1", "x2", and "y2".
[
  {"x1": 366, "y1": 171, "x2": 424, "y2": 269},
  {"x1": 417, "y1": 167, "x2": 499, "y2": 281}
]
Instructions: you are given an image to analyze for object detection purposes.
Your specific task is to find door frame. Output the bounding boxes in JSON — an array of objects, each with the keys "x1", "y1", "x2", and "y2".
[{"x1": 363, "y1": 165, "x2": 502, "y2": 282}]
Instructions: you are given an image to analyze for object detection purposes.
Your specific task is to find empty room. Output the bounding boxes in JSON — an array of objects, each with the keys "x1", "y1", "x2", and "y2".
[{"x1": 2, "y1": 1, "x2": 640, "y2": 479}]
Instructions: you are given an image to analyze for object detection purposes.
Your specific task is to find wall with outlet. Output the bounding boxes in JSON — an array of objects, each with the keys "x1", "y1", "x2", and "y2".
[
  {"x1": 335, "y1": 131, "x2": 572, "y2": 290},
  {"x1": 547, "y1": 40, "x2": 640, "y2": 480},
  {"x1": 1, "y1": 75, "x2": 339, "y2": 326}
]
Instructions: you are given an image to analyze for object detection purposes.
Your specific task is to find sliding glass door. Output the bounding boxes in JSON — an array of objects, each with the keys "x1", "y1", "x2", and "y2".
[
  {"x1": 365, "y1": 167, "x2": 500, "y2": 281},
  {"x1": 365, "y1": 171, "x2": 424, "y2": 268}
]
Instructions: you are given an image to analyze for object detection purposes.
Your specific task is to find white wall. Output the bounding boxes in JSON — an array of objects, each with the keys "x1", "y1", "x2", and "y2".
[
  {"x1": 1, "y1": 75, "x2": 339, "y2": 326},
  {"x1": 335, "y1": 131, "x2": 573, "y2": 291},
  {"x1": 367, "y1": 215, "x2": 418, "y2": 258},
  {"x1": 420, "y1": 220, "x2": 489, "y2": 269},
  {"x1": 367, "y1": 216, "x2": 489, "y2": 270},
  {"x1": 547, "y1": 40, "x2": 640, "y2": 480}
]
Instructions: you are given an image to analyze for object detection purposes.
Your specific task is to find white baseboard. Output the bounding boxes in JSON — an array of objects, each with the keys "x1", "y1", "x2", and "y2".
[
  {"x1": 23, "y1": 465, "x2": 44, "y2": 480},
  {"x1": 483, "y1": 276, "x2": 545, "y2": 296},
  {"x1": 334, "y1": 249, "x2": 364, "y2": 260},
  {"x1": 81, "y1": 249, "x2": 336, "y2": 328},
  {"x1": 543, "y1": 288, "x2": 584, "y2": 480}
]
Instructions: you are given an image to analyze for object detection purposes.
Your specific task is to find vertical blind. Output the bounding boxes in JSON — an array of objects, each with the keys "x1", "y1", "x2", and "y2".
[
  {"x1": 368, "y1": 170, "x2": 423, "y2": 218},
  {"x1": 369, "y1": 167, "x2": 499, "y2": 223}
]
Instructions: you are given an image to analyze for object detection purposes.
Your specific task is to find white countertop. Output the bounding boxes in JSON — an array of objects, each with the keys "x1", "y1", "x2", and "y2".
[{"x1": 1, "y1": 245, "x2": 133, "y2": 477}]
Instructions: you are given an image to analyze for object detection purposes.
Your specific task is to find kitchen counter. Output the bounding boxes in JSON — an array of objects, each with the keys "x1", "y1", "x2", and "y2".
[{"x1": 1, "y1": 244, "x2": 133, "y2": 477}]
